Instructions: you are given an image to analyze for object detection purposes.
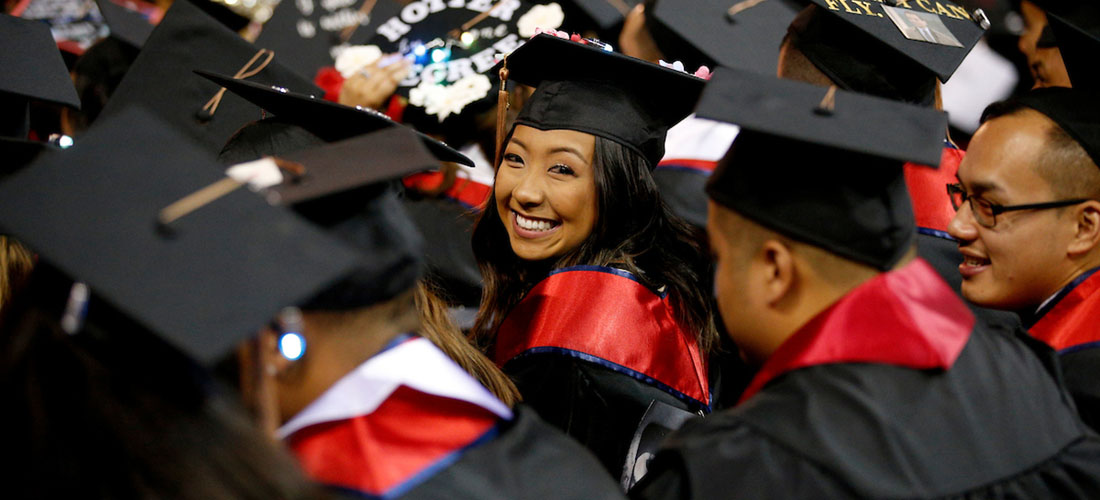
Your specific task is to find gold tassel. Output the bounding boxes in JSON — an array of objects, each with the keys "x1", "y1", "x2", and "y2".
[{"x1": 495, "y1": 58, "x2": 509, "y2": 168}]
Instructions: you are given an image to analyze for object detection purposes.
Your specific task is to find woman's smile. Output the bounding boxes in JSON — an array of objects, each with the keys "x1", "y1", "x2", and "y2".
[{"x1": 511, "y1": 210, "x2": 562, "y2": 238}]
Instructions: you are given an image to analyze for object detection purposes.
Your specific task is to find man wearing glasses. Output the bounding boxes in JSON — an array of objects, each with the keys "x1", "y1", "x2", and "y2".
[{"x1": 947, "y1": 88, "x2": 1100, "y2": 430}]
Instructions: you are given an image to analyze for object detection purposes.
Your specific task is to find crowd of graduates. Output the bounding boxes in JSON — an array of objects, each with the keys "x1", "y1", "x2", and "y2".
[{"x1": 3, "y1": 0, "x2": 1100, "y2": 498}]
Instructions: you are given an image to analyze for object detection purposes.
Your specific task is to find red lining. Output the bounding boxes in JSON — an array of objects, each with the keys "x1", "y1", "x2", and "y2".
[
  {"x1": 656, "y1": 158, "x2": 718, "y2": 173},
  {"x1": 739, "y1": 260, "x2": 974, "y2": 404},
  {"x1": 286, "y1": 386, "x2": 498, "y2": 496},
  {"x1": 905, "y1": 147, "x2": 964, "y2": 232},
  {"x1": 403, "y1": 171, "x2": 492, "y2": 210},
  {"x1": 1031, "y1": 273, "x2": 1100, "y2": 351},
  {"x1": 493, "y1": 268, "x2": 709, "y2": 404}
]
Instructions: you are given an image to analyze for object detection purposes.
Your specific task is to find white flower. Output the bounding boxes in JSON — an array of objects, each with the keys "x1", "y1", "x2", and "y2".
[
  {"x1": 517, "y1": 3, "x2": 564, "y2": 38},
  {"x1": 659, "y1": 60, "x2": 686, "y2": 73},
  {"x1": 334, "y1": 45, "x2": 382, "y2": 78},
  {"x1": 408, "y1": 74, "x2": 493, "y2": 122}
]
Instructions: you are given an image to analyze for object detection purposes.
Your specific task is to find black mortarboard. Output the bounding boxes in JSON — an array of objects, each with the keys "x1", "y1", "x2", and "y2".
[
  {"x1": 219, "y1": 120, "x2": 432, "y2": 310},
  {"x1": 0, "y1": 108, "x2": 364, "y2": 363},
  {"x1": 1047, "y1": 5, "x2": 1100, "y2": 91},
  {"x1": 496, "y1": 32, "x2": 706, "y2": 167},
  {"x1": 787, "y1": 0, "x2": 986, "y2": 105},
  {"x1": 97, "y1": 0, "x2": 320, "y2": 153},
  {"x1": 197, "y1": 70, "x2": 474, "y2": 166},
  {"x1": 0, "y1": 14, "x2": 81, "y2": 137},
  {"x1": 1009, "y1": 87, "x2": 1100, "y2": 169},
  {"x1": 94, "y1": 0, "x2": 155, "y2": 49},
  {"x1": 646, "y1": 0, "x2": 801, "y2": 75},
  {"x1": 700, "y1": 68, "x2": 947, "y2": 271}
]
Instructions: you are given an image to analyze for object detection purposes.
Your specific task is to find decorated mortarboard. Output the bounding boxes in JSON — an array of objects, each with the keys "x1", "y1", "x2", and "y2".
[
  {"x1": 700, "y1": 67, "x2": 947, "y2": 271},
  {"x1": 1008, "y1": 88, "x2": 1100, "y2": 169},
  {"x1": 0, "y1": 107, "x2": 365, "y2": 363},
  {"x1": 96, "y1": 0, "x2": 320, "y2": 153},
  {"x1": 0, "y1": 14, "x2": 81, "y2": 137},
  {"x1": 11, "y1": 0, "x2": 108, "y2": 57},
  {"x1": 493, "y1": 32, "x2": 707, "y2": 168},
  {"x1": 1047, "y1": 5, "x2": 1100, "y2": 91},
  {"x1": 94, "y1": 0, "x2": 155, "y2": 49},
  {"x1": 257, "y1": 0, "x2": 565, "y2": 137},
  {"x1": 787, "y1": 0, "x2": 987, "y2": 104},
  {"x1": 219, "y1": 120, "x2": 432, "y2": 310},
  {"x1": 197, "y1": 70, "x2": 474, "y2": 166},
  {"x1": 646, "y1": 0, "x2": 801, "y2": 76}
]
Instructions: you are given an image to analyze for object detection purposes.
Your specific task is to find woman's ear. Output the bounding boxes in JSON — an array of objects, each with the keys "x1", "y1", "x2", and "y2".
[
  {"x1": 236, "y1": 330, "x2": 283, "y2": 438},
  {"x1": 760, "y1": 239, "x2": 796, "y2": 307}
]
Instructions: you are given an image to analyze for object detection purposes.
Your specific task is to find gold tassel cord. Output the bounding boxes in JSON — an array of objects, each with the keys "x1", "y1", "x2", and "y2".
[
  {"x1": 201, "y1": 49, "x2": 276, "y2": 117},
  {"x1": 727, "y1": 0, "x2": 768, "y2": 17},
  {"x1": 495, "y1": 59, "x2": 509, "y2": 168},
  {"x1": 157, "y1": 159, "x2": 308, "y2": 227}
]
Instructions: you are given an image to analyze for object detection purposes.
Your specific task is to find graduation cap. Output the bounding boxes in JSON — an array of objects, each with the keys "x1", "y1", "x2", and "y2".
[
  {"x1": 257, "y1": 0, "x2": 563, "y2": 138},
  {"x1": 0, "y1": 14, "x2": 81, "y2": 138},
  {"x1": 94, "y1": 0, "x2": 155, "y2": 49},
  {"x1": 1046, "y1": 5, "x2": 1100, "y2": 91},
  {"x1": 0, "y1": 107, "x2": 365, "y2": 363},
  {"x1": 787, "y1": 0, "x2": 986, "y2": 105},
  {"x1": 96, "y1": 0, "x2": 320, "y2": 153},
  {"x1": 645, "y1": 0, "x2": 801, "y2": 75},
  {"x1": 219, "y1": 120, "x2": 432, "y2": 310},
  {"x1": 197, "y1": 70, "x2": 474, "y2": 166},
  {"x1": 700, "y1": 67, "x2": 947, "y2": 271},
  {"x1": 495, "y1": 32, "x2": 707, "y2": 168}
]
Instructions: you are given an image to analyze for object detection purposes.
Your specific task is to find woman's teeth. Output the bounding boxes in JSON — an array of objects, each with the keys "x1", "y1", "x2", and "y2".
[
  {"x1": 516, "y1": 212, "x2": 556, "y2": 232},
  {"x1": 963, "y1": 256, "x2": 989, "y2": 266}
]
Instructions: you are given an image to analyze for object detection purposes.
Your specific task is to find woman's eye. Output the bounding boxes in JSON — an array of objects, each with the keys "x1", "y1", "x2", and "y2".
[
  {"x1": 503, "y1": 153, "x2": 524, "y2": 166},
  {"x1": 549, "y1": 164, "x2": 575, "y2": 176}
]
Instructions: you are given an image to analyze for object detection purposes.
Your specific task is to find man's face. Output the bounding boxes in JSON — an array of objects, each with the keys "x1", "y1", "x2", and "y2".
[
  {"x1": 905, "y1": 12, "x2": 929, "y2": 28},
  {"x1": 947, "y1": 110, "x2": 1078, "y2": 310},
  {"x1": 707, "y1": 202, "x2": 773, "y2": 364},
  {"x1": 1017, "y1": 1, "x2": 1072, "y2": 89}
]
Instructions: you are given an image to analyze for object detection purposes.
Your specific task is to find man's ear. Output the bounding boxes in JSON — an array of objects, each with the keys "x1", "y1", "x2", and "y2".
[
  {"x1": 1068, "y1": 201, "x2": 1100, "y2": 257},
  {"x1": 760, "y1": 239, "x2": 796, "y2": 307}
]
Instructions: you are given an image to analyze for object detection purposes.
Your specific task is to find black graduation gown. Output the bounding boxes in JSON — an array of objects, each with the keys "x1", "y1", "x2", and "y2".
[
  {"x1": 282, "y1": 336, "x2": 624, "y2": 500},
  {"x1": 494, "y1": 266, "x2": 712, "y2": 480},
  {"x1": 632, "y1": 260, "x2": 1100, "y2": 500},
  {"x1": 1025, "y1": 268, "x2": 1100, "y2": 432}
]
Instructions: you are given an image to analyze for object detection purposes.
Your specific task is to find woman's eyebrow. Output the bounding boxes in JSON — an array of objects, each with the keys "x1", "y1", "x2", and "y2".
[{"x1": 550, "y1": 146, "x2": 588, "y2": 162}]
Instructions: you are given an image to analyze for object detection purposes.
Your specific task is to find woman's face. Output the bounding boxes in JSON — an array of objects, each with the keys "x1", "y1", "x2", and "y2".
[{"x1": 495, "y1": 125, "x2": 598, "y2": 262}]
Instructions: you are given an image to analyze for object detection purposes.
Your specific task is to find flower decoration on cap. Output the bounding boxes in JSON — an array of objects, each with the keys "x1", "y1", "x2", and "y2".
[
  {"x1": 660, "y1": 60, "x2": 712, "y2": 80},
  {"x1": 517, "y1": 3, "x2": 564, "y2": 38},
  {"x1": 409, "y1": 73, "x2": 493, "y2": 121},
  {"x1": 334, "y1": 44, "x2": 383, "y2": 78}
]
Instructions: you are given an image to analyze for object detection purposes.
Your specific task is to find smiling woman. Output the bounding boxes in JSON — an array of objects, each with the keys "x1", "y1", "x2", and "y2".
[{"x1": 469, "y1": 34, "x2": 718, "y2": 482}]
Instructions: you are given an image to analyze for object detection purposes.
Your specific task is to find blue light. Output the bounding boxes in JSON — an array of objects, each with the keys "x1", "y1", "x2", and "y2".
[
  {"x1": 430, "y1": 47, "x2": 450, "y2": 64},
  {"x1": 279, "y1": 332, "x2": 306, "y2": 361},
  {"x1": 413, "y1": 44, "x2": 427, "y2": 57}
]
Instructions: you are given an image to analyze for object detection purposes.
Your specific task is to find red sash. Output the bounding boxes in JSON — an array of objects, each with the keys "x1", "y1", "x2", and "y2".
[
  {"x1": 739, "y1": 259, "x2": 973, "y2": 404},
  {"x1": 403, "y1": 171, "x2": 492, "y2": 210},
  {"x1": 1030, "y1": 271, "x2": 1100, "y2": 352},
  {"x1": 286, "y1": 386, "x2": 499, "y2": 497},
  {"x1": 905, "y1": 145, "x2": 964, "y2": 234},
  {"x1": 493, "y1": 266, "x2": 710, "y2": 407}
]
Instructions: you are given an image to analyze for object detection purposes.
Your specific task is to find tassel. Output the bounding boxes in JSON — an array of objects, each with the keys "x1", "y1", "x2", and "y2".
[{"x1": 495, "y1": 58, "x2": 509, "y2": 168}]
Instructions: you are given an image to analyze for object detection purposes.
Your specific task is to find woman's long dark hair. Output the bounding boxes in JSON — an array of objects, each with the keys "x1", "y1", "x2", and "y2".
[{"x1": 471, "y1": 134, "x2": 717, "y2": 353}]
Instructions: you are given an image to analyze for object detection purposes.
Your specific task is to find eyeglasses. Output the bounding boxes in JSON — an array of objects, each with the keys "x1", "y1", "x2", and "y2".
[{"x1": 947, "y1": 183, "x2": 1090, "y2": 228}]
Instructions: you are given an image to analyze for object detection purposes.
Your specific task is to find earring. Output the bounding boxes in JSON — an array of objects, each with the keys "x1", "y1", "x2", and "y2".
[{"x1": 275, "y1": 307, "x2": 306, "y2": 361}]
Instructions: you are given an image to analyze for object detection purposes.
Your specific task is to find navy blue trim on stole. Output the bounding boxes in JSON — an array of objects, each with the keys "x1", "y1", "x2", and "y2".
[
  {"x1": 547, "y1": 265, "x2": 669, "y2": 299},
  {"x1": 1036, "y1": 267, "x2": 1100, "y2": 322},
  {"x1": 917, "y1": 227, "x2": 955, "y2": 241},
  {"x1": 326, "y1": 423, "x2": 503, "y2": 500},
  {"x1": 506, "y1": 346, "x2": 711, "y2": 413},
  {"x1": 1060, "y1": 340, "x2": 1100, "y2": 356},
  {"x1": 653, "y1": 165, "x2": 713, "y2": 176}
]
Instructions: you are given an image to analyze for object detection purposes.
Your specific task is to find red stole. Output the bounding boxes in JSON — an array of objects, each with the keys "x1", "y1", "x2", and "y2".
[
  {"x1": 905, "y1": 145, "x2": 964, "y2": 233},
  {"x1": 402, "y1": 171, "x2": 492, "y2": 210},
  {"x1": 739, "y1": 259, "x2": 974, "y2": 404},
  {"x1": 493, "y1": 266, "x2": 710, "y2": 408},
  {"x1": 286, "y1": 385, "x2": 499, "y2": 498},
  {"x1": 1030, "y1": 271, "x2": 1100, "y2": 352}
]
